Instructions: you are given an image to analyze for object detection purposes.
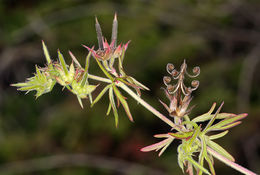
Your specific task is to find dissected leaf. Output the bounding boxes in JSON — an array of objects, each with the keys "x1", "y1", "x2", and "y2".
[
  {"x1": 112, "y1": 85, "x2": 133, "y2": 122},
  {"x1": 208, "y1": 114, "x2": 247, "y2": 131},
  {"x1": 208, "y1": 140, "x2": 235, "y2": 162},
  {"x1": 209, "y1": 130, "x2": 229, "y2": 140},
  {"x1": 58, "y1": 50, "x2": 69, "y2": 76},
  {"x1": 42, "y1": 40, "x2": 51, "y2": 64},
  {"x1": 109, "y1": 87, "x2": 119, "y2": 127},
  {"x1": 91, "y1": 84, "x2": 112, "y2": 107},
  {"x1": 168, "y1": 131, "x2": 193, "y2": 139}
]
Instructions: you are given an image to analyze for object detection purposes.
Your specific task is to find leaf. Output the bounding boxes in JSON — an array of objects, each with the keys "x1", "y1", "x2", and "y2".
[
  {"x1": 198, "y1": 137, "x2": 207, "y2": 175},
  {"x1": 208, "y1": 140, "x2": 235, "y2": 162},
  {"x1": 186, "y1": 156, "x2": 211, "y2": 175},
  {"x1": 158, "y1": 138, "x2": 174, "y2": 156},
  {"x1": 208, "y1": 113, "x2": 247, "y2": 131},
  {"x1": 42, "y1": 40, "x2": 51, "y2": 64},
  {"x1": 168, "y1": 131, "x2": 193, "y2": 139},
  {"x1": 91, "y1": 84, "x2": 112, "y2": 107},
  {"x1": 109, "y1": 87, "x2": 119, "y2": 127},
  {"x1": 205, "y1": 155, "x2": 216, "y2": 175},
  {"x1": 58, "y1": 50, "x2": 69, "y2": 76},
  {"x1": 94, "y1": 57, "x2": 114, "y2": 81},
  {"x1": 112, "y1": 85, "x2": 133, "y2": 122},
  {"x1": 141, "y1": 137, "x2": 172, "y2": 152},
  {"x1": 128, "y1": 76, "x2": 150, "y2": 91},
  {"x1": 192, "y1": 103, "x2": 216, "y2": 122},
  {"x1": 69, "y1": 51, "x2": 82, "y2": 68},
  {"x1": 209, "y1": 130, "x2": 229, "y2": 140},
  {"x1": 154, "y1": 134, "x2": 171, "y2": 138},
  {"x1": 188, "y1": 125, "x2": 201, "y2": 147},
  {"x1": 203, "y1": 102, "x2": 224, "y2": 134},
  {"x1": 77, "y1": 96, "x2": 84, "y2": 108},
  {"x1": 106, "y1": 103, "x2": 112, "y2": 116}
]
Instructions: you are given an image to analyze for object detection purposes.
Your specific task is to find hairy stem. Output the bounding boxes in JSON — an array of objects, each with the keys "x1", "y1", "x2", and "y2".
[
  {"x1": 207, "y1": 147, "x2": 257, "y2": 175},
  {"x1": 118, "y1": 83, "x2": 182, "y2": 131},
  {"x1": 88, "y1": 74, "x2": 111, "y2": 83}
]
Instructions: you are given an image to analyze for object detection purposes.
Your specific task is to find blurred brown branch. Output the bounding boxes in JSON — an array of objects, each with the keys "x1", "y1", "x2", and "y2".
[{"x1": 0, "y1": 153, "x2": 168, "y2": 175}]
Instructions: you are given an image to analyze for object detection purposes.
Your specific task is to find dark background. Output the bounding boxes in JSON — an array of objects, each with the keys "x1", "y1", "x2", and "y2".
[{"x1": 0, "y1": 0, "x2": 260, "y2": 174}]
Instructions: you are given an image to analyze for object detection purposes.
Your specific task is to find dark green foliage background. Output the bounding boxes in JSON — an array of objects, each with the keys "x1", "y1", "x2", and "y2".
[{"x1": 0, "y1": 0, "x2": 260, "y2": 174}]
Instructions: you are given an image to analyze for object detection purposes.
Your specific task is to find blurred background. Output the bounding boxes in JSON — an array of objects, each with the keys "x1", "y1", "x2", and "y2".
[{"x1": 1, "y1": 0, "x2": 260, "y2": 174}]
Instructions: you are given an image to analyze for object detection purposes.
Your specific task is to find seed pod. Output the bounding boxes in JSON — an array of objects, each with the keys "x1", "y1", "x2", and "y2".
[
  {"x1": 192, "y1": 80, "x2": 199, "y2": 87},
  {"x1": 167, "y1": 63, "x2": 175, "y2": 74},
  {"x1": 163, "y1": 76, "x2": 171, "y2": 85},
  {"x1": 193, "y1": 66, "x2": 200, "y2": 76},
  {"x1": 171, "y1": 70, "x2": 179, "y2": 77},
  {"x1": 167, "y1": 84, "x2": 175, "y2": 93}
]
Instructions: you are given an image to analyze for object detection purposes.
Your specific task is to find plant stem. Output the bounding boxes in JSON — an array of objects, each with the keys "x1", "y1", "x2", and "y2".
[
  {"x1": 119, "y1": 83, "x2": 181, "y2": 131},
  {"x1": 88, "y1": 74, "x2": 111, "y2": 83},
  {"x1": 207, "y1": 147, "x2": 257, "y2": 175}
]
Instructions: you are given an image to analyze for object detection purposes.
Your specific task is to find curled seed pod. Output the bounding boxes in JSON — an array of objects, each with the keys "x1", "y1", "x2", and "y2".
[
  {"x1": 191, "y1": 80, "x2": 199, "y2": 88},
  {"x1": 184, "y1": 86, "x2": 192, "y2": 96},
  {"x1": 171, "y1": 70, "x2": 179, "y2": 77},
  {"x1": 167, "y1": 63, "x2": 175, "y2": 74},
  {"x1": 193, "y1": 66, "x2": 200, "y2": 76},
  {"x1": 163, "y1": 76, "x2": 171, "y2": 85},
  {"x1": 167, "y1": 84, "x2": 175, "y2": 93}
]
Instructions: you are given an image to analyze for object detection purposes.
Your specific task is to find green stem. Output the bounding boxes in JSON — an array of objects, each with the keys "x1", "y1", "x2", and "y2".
[
  {"x1": 118, "y1": 83, "x2": 181, "y2": 131},
  {"x1": 88, "y1": 74, "x2": 111, "y2": 83},
  {"x1": 207, "y1": 147, "x2": 257, "y2": 175}
]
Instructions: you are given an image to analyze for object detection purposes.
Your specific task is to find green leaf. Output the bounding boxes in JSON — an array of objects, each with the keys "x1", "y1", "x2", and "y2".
[
  {"x1": 208, "y1": 113, "x2": 247, "y2": 131},
  {"x1": 203, "y1": 102, "x2": 224, "y2": 134},
  {"x1": 77, "y1": 95, "x2": 84, "y2": 108},
  {"x1": 118, "y1": 47, "x2": 126, "y2": 76},
  {"x1": 106, "y1": 103, "x2": 112, "y2": 116},
  {"x1": 208, "y1": 140, "x2": 235, "y2": 162},
  {"x1": 91, "y1": 84, "x2": 113, "y2": 107},
  {"x1": 42, "y1": 40, "x2": 51, "y2": 64},
  {"x1": 80, "y1": 51, "x2": 92, "y2": 88},
  {"x1": 209, "y1": 130, "x2": 229, "y2": 140},
  {"x1": 188, "y1": 126, "x2": 201, "y2": 147},
  {"x1": 95, "y1": 57, "x2": 114, "y2": 81},
  {"x1": 109, "y1": 87, "x2": 119, "y2": 127},
  {"x1": 186, "y1": 156, "x2": 211, "y2": 175},
  {"x1": 198, "y1": 137, "x2": 208, "y2": 175},
  {"x1": 168, "y1": 131, "x2": 193, "y2": 139},
  {"x1": 192, "y1": 103, "x2": 216, "y2": 122},
  {"x1": 158, "y1": 138, "x2": 173, "y2": 156},
  {"x1": 58, "y1": 50, "x2": 69, "y2": 76},
  {"x1": 128, "y1": 76, "x2": 150, "y2": 91},
  {"x1": 112, "y1": 85, "x2": 133, "y2": 122},
  {"x1": 205, "y1": 155, "x2": 216, "y2": 175}
]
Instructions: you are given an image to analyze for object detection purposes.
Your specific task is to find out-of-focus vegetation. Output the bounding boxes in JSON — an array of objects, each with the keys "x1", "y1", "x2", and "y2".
[{"x1": 0, "y1": 0, "x2": 260, "y2": 174}]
